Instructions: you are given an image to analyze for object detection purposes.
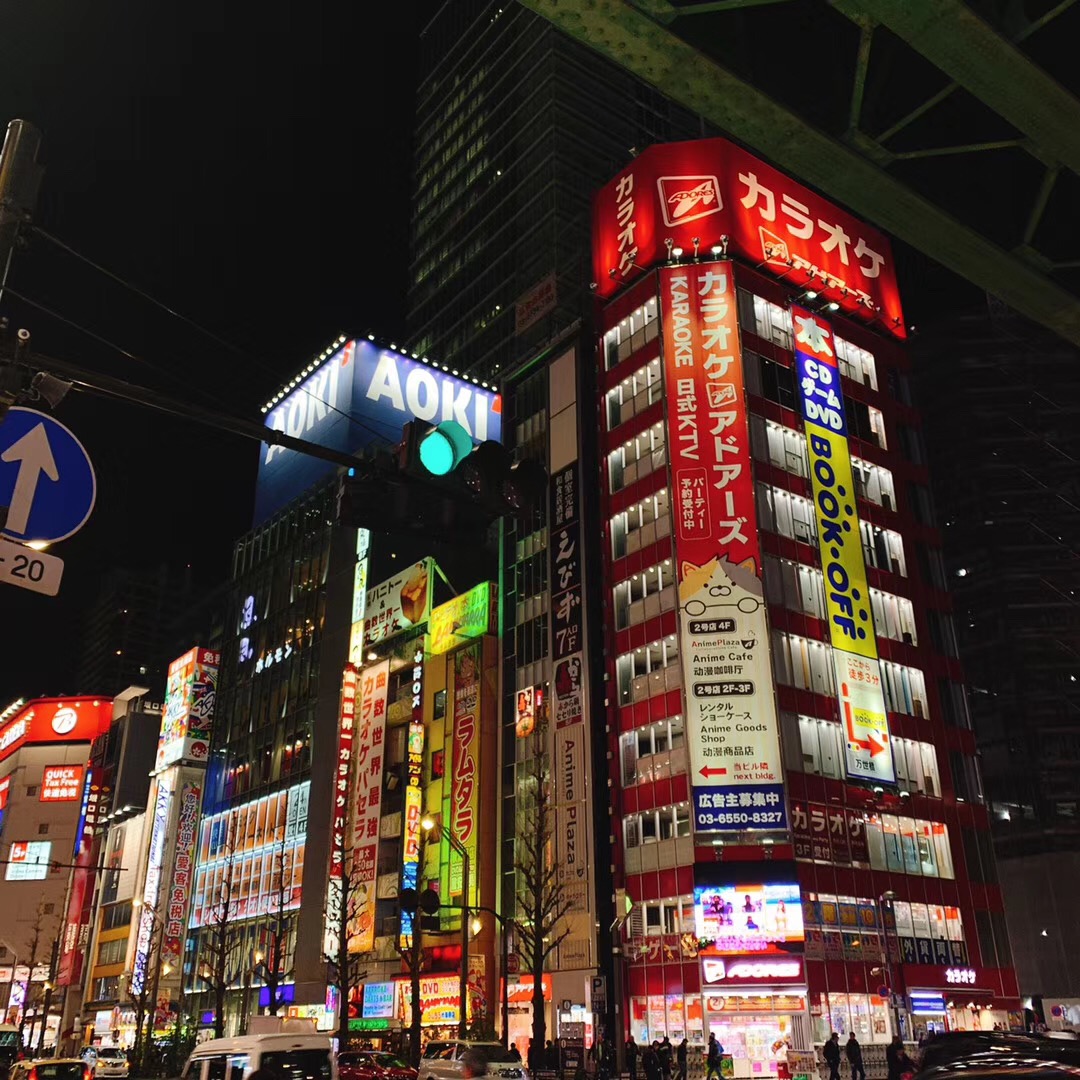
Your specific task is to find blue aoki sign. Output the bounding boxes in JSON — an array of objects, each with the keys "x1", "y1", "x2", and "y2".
[{"x1": 254, "y1": 341, "x2": 503, "y2": 524}]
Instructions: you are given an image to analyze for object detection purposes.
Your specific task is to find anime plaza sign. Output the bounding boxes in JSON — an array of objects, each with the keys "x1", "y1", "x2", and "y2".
[{"x1": 255, "y1": 341, "x2": 504, "y2": 523}]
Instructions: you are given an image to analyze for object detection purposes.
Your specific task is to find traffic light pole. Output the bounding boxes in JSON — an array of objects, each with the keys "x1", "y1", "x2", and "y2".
[{"x1": 0, "y1": 120, "x2": 43, "y2": 305}]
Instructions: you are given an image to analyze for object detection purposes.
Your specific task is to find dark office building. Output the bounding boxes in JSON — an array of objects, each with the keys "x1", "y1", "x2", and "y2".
[
  {"x1": 76, "y1": 565, "x2": 192, "y2": 697},
  {"x1": 405, "y1": 0, "x2": 707, "y2": 379},
  {"x1": 918, "y1": 306, "x2": 1080, "y2": 1007}
]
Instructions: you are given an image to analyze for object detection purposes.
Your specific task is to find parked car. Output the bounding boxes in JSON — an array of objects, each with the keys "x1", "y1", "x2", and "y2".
[
  {"x1": 916, "y1": 1031, "x2": 1080, "y2": 1080},
  {"x1": 417, "y1": 1042, "x2": 526, "y2": 1080},
  {"x1": 338, "y1": 1052, "x2": 417, "y2": 1080},
  {"x1": 183, "y1": 1033, "x2": 336, "y2": 1080},
  {"x1": 9, "y1": 1060, "x2": 92, "y2": 1080},
  {"x1": 81, "y1": 1048, "x2": 129, "y2": 1079}
]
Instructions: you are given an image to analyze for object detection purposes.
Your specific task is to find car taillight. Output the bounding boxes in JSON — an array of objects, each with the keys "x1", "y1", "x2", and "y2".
[
  {"x1": 85, "y1": 1068, "x2": 93, "y2": 1080},
  {"x1": 28, "y1": 1068, "x2": 37, "y2": 1080}
]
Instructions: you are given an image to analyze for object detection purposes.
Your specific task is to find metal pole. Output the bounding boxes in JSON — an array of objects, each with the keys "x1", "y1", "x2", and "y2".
[
  {"x1": 501, "y1": 916, "x2": 509, "y2": 1050},
  {"x1": 0, "y1": 120, "x2": 44, "y2": 307},
  {"x1": 460, "y1": 850, "x2": 470, "y2": 1040}
]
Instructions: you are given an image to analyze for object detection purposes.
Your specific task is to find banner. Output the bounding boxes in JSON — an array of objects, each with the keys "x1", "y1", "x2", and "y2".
[
  {"x1": 350, "y1": 661, "x2": 389, "y2": 954},
  {"x1": 365, "y1": 560, "x2": 433, "y2": 646},
  {"x1": 449, "y1": 643, "x2": 481, "y2": 899},
  {"x1": 555, "y1": 722, "x2": 589, "y2": 913},
  {"x1": 401, "y1": 643, "x2": 426, "y2": 945},
  {"x1": 549, "y1": 464, "x2": 585, "y2": 729},
  {"x1": 161, "y1": 780, "x2": 202, "y2": 969},
  {"x1": 792, "y1": 305, "x2": 895, "y2": 784},
  {"x1": 660, "y1": 262, "x2": 786, "y2": 831},
  {"x1": 324, "y1": 666, "x2": 358, "y2": 960},
  {"x1": 430, "y1": 582, "x2": 495, "y2": 656}
]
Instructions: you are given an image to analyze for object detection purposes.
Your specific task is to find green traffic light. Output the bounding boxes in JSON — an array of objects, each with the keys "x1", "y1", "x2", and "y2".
[
  {"x1": 419, "y1": 429, "x2": 455, "y2": 475},
  {"x1": 418, "y1": 420, "x2": 473, "y2": 476}
]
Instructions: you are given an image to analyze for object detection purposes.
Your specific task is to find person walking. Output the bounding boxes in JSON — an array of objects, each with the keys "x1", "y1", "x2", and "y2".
[
  {"x1": 677, "y1": 1039, "x2": 688, "y2": 1080},
  {"x1": 659, "y1": 1037, "x2": 674, "y2": 1080},
  {"x1": 846, "y1": 1034, "x2": 865, "y2": 1080},
  {"x1": 707, "y1": 1033, "x2": 724, "y2": 1080},
  {"x1": 886, "y1": 1036, "x2": 914, "y2": 1080},
  {"x1": 643, "y1": 1044, "x2": 662, "y2": 1080},
  {"x1": 824, "y1": 1033, "x2": 842, "y2": 1080},
  {"x1": 627, "y1": 1037, "x2": 640, "y2": 1080}
]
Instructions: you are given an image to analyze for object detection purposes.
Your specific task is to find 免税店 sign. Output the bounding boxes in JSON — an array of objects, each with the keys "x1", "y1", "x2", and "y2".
[
  {"x1": 593, "y1": 137, "x2": 904, "y2": 338},
  {"x1": 659, "y1": 262, "x2": 786, "y2": 832},
  {"x1": 792, "y1": 306, "x2": 895, "y2": 786}
]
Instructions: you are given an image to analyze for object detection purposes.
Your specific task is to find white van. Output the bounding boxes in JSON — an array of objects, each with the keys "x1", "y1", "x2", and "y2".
[{"x1": 182, "y1": 1033, "x2": 337, "y2": 1080}]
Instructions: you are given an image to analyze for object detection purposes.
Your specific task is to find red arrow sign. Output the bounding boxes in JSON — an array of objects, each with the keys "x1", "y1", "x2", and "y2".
[
  {"x1": 700, "y1": 766, "x2": 728, "y2": 778},
  {"x1": 868, "y1": 731, "x2": 888, "y2": 757}
]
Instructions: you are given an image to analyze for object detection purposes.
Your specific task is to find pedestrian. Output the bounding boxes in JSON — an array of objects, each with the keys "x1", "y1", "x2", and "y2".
[
  {"x1": 627, "y1": 1037, "x2": 640, "y2": 1080},
  {"x1": 643, "y1": 1044, "x2": 662, "y2": 1080},
  {"x1": 659, "y1": 1037, "x2": 673, "y2": 1080},
  {"x1": 824, "y1": 1033, "x2": 842, "y2": 1080},
  {"x1": 886, "y1": 1036, "x2": 913, "y2": 1080},
  {"x1": 845, "y1": 1033, "x2": 865, "y2": 1080},
  {"x1": 707, "y1": 1033, "x2": 723, "y2": 1080},
  {"x1": 510, "y1": 1046, "x2": 522, "y2": 1062},
  {"x1": 677, "y1": 1039, "x2": 688, "y2": 1080}
]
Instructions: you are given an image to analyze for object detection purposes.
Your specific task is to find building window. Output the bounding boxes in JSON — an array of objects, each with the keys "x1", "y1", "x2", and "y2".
[
  {"x1": 750, "y1": 417, "x2": 808, "y2": 477},
  {"x1": 848, "y1": 398, "x2": 887, "y2": 450},
  {"x1": 616, "y1": 636, "x2": 682, "y2": 707},
  {"x1": 757, "y1": 484, "x2": 817, "y2": 547},
  {"x1": 772, "y1": 632, "x2": 835, "y2": 697},
  {"x1": 604, "y1": 297, "x2": 659, "y2": 370},
  {"x1": 623, "y1": 803, "x2": 692, "y2": 848},
  {"x1": 897, "y1": 423, "x2": 926, "y2": 464},
  {"x1": 864, "y1": 815, "x2": 954, "y2": 878},
  {"x1": 763, "y1": 556, "x2": 827, "y2": 622},
  {"x1": 605, "y1": 357, "x2": 662, "y2": 431},
  {"x1": 745, "y1": 351, "x2": 796, "y2": 411},
  {"x1": 611, "y1": 489, "x2": 672, "y2": 560},
  {"x1": 869, "y1": 588, "x2": 917, "y2": 645},
  {"x1": 738, "y1": 290, "x2": 793, "y2": 350},
  {"x1": 879, "y1": 659, "x2": 929, "y2": 718},
  {"x1": 860, "y1": 521, "x2": 906, "y2": 576},
  {"x1": 851, "y1": 456, "x2": 895, "y2": 510},
  {"x1": 834, "y1": 335, "x2": 878, "y2": 391},
  {"x1": 619, "y1": 717, "x2": 686, "y2": 786},
  {"x1": 101, "y1": 901, "x2": 132, "y2": 932},
  {"x1": 97, "y1": 937, "x2": 126, "y2": 966},
  {"x1": 939, "y1": 679, "x2": 972, "y2": 729},
  {"x1": 37, "y1": 824, "x2": 48, "y2": 835},
  {"x1": 613, "y1": 559, "x2": 678, "y2": 629},
  {"x1": 25, "y1": 787, "x2": 36, "y2": 798},
  {"x1": 609, "y1": 422, "x2": 667, "y2": 493}
]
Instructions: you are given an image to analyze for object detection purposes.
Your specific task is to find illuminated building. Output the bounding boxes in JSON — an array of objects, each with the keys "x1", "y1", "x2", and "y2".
[
  {"x1": 592, "y1": 138, "x2": 1021, "y2": 1063},
  {"x1": 406, "y1": 0, "x2": 709, "y2": 381},
  {"x1": 0, "y1": 695, "x2": 115, "y2": 1048}
]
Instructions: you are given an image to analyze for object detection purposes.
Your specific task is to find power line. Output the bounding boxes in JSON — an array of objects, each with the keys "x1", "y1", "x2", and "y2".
[{"x1": 31, "y1": 224, "x2": 252, "y2": 361}]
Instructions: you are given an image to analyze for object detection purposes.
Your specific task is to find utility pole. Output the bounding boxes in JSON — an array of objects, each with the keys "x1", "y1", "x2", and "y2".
[{"x1": 0, "y1": 120, "x2": 43, "y2": 300}]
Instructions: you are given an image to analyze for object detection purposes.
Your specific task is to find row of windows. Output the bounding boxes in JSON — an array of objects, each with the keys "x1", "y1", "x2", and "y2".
[
  {"x1": 609, "y1": 422, "x2": 667, "y2": 494},
  {"x1": 624, "y1": 802, "x2": 693, "y2": 847},
  {"x1": 613, "y1": 559, "x2": 678, "y2": 630},
  {"x1": 603, "y1": 298, "x2": 659, "y2": 370},
  {"x1": 619, "y1": 717, "x2": 686, "y2": 787},
  {"x1": 605, "y1": 356, "x2": 662, "y2": 430},
  {"x1": 612, "y1": 488, "x2": 671, "y2": 560},
  {"x1": 616, "y1": 635, "x2": 682, "y2": 706},
  {"x1": 772, "y1": 630, "x2": 929, "y2": 717}
]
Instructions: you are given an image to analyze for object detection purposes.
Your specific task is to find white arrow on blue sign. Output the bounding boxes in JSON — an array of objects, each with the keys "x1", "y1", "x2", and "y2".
[{"x1": 0, "y1": 407, "x2": 96, "y2": 544}]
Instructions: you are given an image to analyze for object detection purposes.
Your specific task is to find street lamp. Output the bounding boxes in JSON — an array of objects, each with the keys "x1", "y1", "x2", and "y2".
[
  {"x1": 876, "y1": 891, "x2": 903, "y2": 1039},
  {"x1": 471, "y1": 906, "x2": 512, "y2": 1051},
  {"x1": 421, "y1": 815, "x2": 470, "y2": 1039}
]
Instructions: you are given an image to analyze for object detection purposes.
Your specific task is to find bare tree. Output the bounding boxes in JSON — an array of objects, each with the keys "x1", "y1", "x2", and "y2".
[
  {"x1": 200, "y1": 819, "x2": 242, "y2": 1038},
  {"x1": 513, "y1": 725, "x2": 571, "y2": 1067},
  {"x1": 262, "y1": 827, "x2": 293, "y2": 1016},
  {"x1": 393, "y1": 826, "x2": 430, "y2": 1069},
  {"x1": 19, "y1": 901, "x2": 49, "y2": 1052},
  {"x1": 127, "y1": 907, "x2": 162, "y2": 1069}
]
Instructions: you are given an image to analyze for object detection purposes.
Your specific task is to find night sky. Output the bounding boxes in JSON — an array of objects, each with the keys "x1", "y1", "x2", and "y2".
[
  {"x1": 0, "y1": 1, "x2": 436, "y2": 699},
  {"x1": 0, "y1": 1, "x2": 1018, "y2": 701}
]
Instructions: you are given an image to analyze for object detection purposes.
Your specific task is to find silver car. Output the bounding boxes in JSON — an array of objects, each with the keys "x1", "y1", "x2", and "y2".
[
  {"x1": 82, "y1": 1048, "x2": 129, "y2": 1079},
  {"x1": 417, "y1": 1042, "x2": 527, "y2": 1080}
]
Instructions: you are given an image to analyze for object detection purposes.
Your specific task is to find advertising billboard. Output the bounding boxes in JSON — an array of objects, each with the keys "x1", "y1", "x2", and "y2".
[
  {"x1": 160, "y1": 780, "x2": 202, "y2": 971},
  {"x1": 362, "y1": 981, "x2": 398, "y2": 1019},
  {"x1": 449, "y1": 643, "x2": 481, "y2": 899},
  {"x1": 694, "y1": 882, "x2": 804, "y2": 956},
  {"x1": 660, "y1": 262, "x2": 786, "y2": 832},
  {"x1": 430, "y1": 582, "x2": 496, "y2": 656},
  {"x1": 350, "y1": 661, "x2": 389, "y2": 955},
  {"x1": 792, "y1": 305, "x2": 895, "y2": 784},
  {"x1": 255, "y1": 341, "x2": 504, "y2": 524},
  {"x1": 132, "y1": 774, "x2": 171, "y2": 994},
  {"x1": 325, "y1": 666, "x2": 358, "y2": 961},
  {"x1": 40, "y1": 765, "x2": 84, "y2": 802},
  {"x1": 4, "y1": 841, "x2": 51, "y2": 881},
  {"x1": 0, "y1": 697, "x2": 112, "y2": 764},
  {"x1": 157, "y1": 647, "x2": 219, "y2": 771},
  {"x1": 593, "y1": 137, "x2": 905, "y2": 338},
  {"x1": 365, "y1": 560, "x2": 433, "y2": 647},
  {"x1": 400, "y1": 643, "x2": 426, "y2": 945}
]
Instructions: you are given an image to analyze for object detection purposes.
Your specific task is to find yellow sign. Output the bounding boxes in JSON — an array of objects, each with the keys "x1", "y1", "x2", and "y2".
[
  {"x1": 429, "y1": 582, "x2": 495, "y2": 655},
  {"x1": 805, "y1": 427, "x2": 877, "y2": 660}
]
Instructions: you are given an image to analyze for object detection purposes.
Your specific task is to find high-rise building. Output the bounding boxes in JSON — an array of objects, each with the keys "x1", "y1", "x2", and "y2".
[
  {"x1": 77, "y1": 565, "x2": 193, "y2": 698},
  {"x1": 918, "y1": 309, "x2": 1080, "y2": 1015},
  {"x1": 589, "y1": 137, "x2": 1020, "y2": 1059},
  {"x1": 406, "y1": 0, "x2": 708, "y2": 381}
]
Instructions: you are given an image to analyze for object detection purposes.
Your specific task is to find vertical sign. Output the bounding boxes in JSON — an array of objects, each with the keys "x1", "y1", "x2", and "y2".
[
  {"x1": 555, "y1": 722, "x2": 588, "y2": 913},
  {"x1": 160, "y1": 780, "x2": 202, "y2": 971},
  {"x1": 792, "y1": 305, "x2": 895, "y2": 784},
  {"x1": 348, "y1": 528, "x2": 372, "y2": 667},
  {"x1": 350, "y1": 660, "x2": 389, "y2": 954},
  {"x1": 660, "y1": 262, "x2": 786, "y2": 831},
  {"x1": 401, "y1": 643, "x2": 426, "y2": 945},
  {"x1": 449, "y1": 643, "x2": 480, "y2": 899},
  {"x1": 549, "y1": 464, "x2": 584, "y2": 729},
  {"x1": 133, "y1": 774, "x2": 172, "y2": 994},
  {"x1": 324, "y1": 665, "x2": 358, "y2": 960},
  {"x1": 157, "y1": 648, "x2": 219, "y2": 771}
]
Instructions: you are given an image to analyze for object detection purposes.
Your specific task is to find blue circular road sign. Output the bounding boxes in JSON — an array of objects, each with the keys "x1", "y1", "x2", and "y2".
[{"x1": 0, "y1": 407, "x2": 96, "y2": 544}]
